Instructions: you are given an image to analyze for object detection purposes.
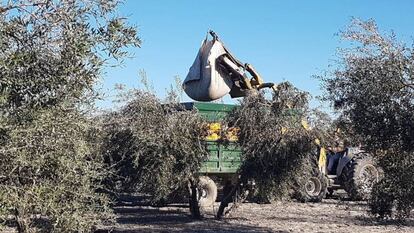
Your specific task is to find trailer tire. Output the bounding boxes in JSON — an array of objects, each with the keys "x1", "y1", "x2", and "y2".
[{"x1": 196, "y1": 176, "x2": 218, "y2": 207}]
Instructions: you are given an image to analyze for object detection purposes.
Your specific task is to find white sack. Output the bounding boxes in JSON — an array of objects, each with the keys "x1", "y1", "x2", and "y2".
[{"x1": 183, "y1": 39, "x2": 233, "y2": 101}]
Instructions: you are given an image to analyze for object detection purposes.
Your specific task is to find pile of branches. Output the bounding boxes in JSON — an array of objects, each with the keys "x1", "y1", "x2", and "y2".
[
  {"x1": 218, "y1": 82, "x2": 322, "y2": 215},
  {"x1": 100, "y1": 90, "x2": 209, "y2": 203}
]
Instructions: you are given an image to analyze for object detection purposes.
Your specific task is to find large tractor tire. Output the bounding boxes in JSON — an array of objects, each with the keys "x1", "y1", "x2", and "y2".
[
  {"x1": 342, "y1": 154, "x2": 381, "y2": 200},
  {"x1": 295, "y1": 171, "x2": 328, "y2": 203}
]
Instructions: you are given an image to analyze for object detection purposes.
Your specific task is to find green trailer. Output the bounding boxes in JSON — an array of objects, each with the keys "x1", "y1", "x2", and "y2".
[
  {"x1": 183, "y1": 102, "x2": 241, "y2": 173},
  {"x1": 183, "y1": 102, "x2": 241, "y2": 207},
  {"x1": 183, "y1": 102, "x2": 333, "y2": 209}
]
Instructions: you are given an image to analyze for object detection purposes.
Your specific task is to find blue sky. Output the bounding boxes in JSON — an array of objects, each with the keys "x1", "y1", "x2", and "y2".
[{"x1": 97, "y1": 0, "x2": 414, "y2": 109}]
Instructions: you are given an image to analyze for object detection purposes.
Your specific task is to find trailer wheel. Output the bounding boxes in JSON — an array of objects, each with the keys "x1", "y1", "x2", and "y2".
[
  {"x1": 295, "y1": 172, "x2": 327, "y2": 203},
  {"x1": 189, "y1": 176, "x2": 217, "y2": 207},
  {"x1": 196, "y1": 176, "x2": 217, "y2": 207}
]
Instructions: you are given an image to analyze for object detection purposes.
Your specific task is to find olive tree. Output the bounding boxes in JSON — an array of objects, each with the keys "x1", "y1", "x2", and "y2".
[
  {"x1": 0, "y1": 0, "x2": 140, "y2": 232},
  {"x1": 321, "y1": 19, "x2": 414, "y2": 219}
]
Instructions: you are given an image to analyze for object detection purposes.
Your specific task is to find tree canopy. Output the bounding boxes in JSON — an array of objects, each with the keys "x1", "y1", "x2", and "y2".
[
  {"x1": 321, "y1": 19, "x2": 414, "y2": 219},
  {"x1": 0, "y1": 0, "x2": 140, "y2": 232}
]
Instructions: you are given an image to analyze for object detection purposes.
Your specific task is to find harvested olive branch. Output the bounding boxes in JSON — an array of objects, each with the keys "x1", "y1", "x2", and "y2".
[
  {"x1": 215, "y1": 82, "x2": 321, "y2": 218},
  {"x1": 100, "y1": 89, "x2": 209, "y2": 204}
]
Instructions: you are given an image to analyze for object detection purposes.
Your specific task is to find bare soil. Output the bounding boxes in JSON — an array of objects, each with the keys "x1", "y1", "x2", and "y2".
[{"x1": 96, "y1": 194, "x2": 414, "y2": 233}]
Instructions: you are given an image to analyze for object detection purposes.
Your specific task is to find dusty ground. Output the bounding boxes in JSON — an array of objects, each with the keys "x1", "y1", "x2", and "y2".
[
  {"x1": 96, "y1": 194, "x2": 414, "y2": 233},
  {"x1": 2, "y1": 194, "x2": 412, "y2": 232}
]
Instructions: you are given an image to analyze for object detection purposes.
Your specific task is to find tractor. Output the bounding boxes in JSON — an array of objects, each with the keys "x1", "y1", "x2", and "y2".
[{"x1": 319, "y1": 144, "x2": 381, "y2": 200}]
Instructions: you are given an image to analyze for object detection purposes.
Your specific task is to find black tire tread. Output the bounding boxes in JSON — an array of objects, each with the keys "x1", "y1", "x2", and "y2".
[
  {"x1": 295, "y1": 171, "x2": 328, "y2": 203},
  {"x1": 342, "y1": 153, "x2": 378, "y2": 200}
]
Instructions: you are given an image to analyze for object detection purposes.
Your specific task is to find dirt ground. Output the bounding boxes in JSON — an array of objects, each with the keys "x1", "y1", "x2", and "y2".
[{"x1": 96, "y1": 194, "x2": 414, "y2": 233}]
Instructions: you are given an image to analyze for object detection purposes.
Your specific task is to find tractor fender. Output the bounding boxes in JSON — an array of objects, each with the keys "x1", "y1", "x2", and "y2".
[{"x1": 336, "y1": 147, "x2": 362, "y2": 177}]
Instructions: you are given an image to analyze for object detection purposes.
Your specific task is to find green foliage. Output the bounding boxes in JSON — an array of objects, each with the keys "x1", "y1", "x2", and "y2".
[
  {"x1": 0, "y1": 0, "x2": 140, "y2": 231},
  {"x1": 369, "y1": 150, "x2": 414, "y2": 219},
  {"x1": 0, "y1": 110, "x2": 111, "y2": 232},
  {"x1": 101, "y1": 90, "x2": 208, "y2": 203},
  {"x1": 227, "y1": 82, "x2": 319, "y2": 200},
  {"x1": 321, "y1": 19, "x2": 414, "y2": 219},
  {"x1": 0, "y1": 0, "x2": 140, "y2": 118}
]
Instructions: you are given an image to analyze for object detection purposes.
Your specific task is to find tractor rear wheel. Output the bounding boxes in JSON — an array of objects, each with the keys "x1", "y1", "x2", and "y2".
[{"x1": 342, "y1": 155, "x2": 380, "y2": 200}]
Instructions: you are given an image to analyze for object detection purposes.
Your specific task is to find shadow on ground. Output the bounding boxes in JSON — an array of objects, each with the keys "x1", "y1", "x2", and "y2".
[
  {"x1": 95, "y1": 194, "x2": 273, "y2": 233},
  {"x1": 95, "y1": 194, "x2": 414, "y2": 233}
]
